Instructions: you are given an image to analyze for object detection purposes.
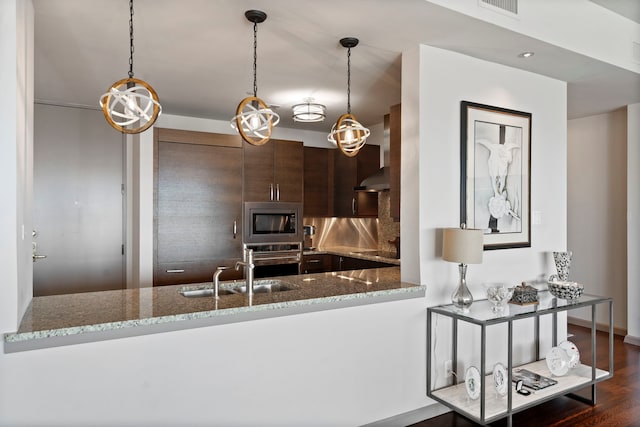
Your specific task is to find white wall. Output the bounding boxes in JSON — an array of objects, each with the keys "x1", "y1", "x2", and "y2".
[
  {"x1": 401, "y1": 44, "x2": 568, "y2": 387},
  {"x1": 1, "y1": 297, "x2": 429, "y2": 427},
  {"x1": 0, "y1": 0, "x2": 33, "y2": 332},
  {"x1": 627, "y1": 103, "x2": 640, "y2": 343},
  {"x1": 567, "y1": 109, "x2": 628, "y2": 331},
  {"x1": 0, "y1": 0, "x2": 20, "y2": 333},
  {"x1": 402, "y1": 44, "x2": 567, "y2": 302}
]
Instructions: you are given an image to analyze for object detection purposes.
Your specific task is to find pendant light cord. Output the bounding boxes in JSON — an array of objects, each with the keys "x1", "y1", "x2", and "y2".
[
  {"x1": 346, "y1": 47, "x2": 351, "y2": 114},
  {"x1": 128, "y1": 0, "x2": 135, "y2": 78},
  {"x1": 253, "y1": 20, "x2": 258, "y2": 98}
]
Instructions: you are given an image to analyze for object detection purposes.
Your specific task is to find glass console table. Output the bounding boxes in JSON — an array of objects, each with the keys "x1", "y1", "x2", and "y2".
[{"x1": 426, "y1": 292, "x2": 613, "y2": 426}]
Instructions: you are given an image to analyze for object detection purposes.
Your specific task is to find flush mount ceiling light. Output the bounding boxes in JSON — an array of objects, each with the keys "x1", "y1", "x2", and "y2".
[
  {"x1": 292, "y1": 98, "x2": 326, "y2": 123},
  {"x1": 99, "y1": 0, "x2": 161, "y2": 134},
  {"x1": 518, "y1": 51, "x2": 535, "y2": 58},
  {"x1": 230, "y1": 10, "x2": 280, "y2": 146},
  {"x1": 328, "y1": 37, "x2": 370, "y2": 157}
]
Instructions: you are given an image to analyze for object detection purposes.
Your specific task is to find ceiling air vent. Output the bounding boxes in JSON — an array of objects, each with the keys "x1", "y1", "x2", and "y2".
[{"x1": 479, "y1": 0, "x2": 518, "y2": 16}]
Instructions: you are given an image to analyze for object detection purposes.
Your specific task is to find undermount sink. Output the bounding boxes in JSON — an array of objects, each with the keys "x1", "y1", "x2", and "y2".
[
  {"x1": 179, "y1": 279, "x2": 296, "y2": 298},
  {"x1": 178, "y1": 288, "x2": 235, "y2": 298},
  {"x1": 230, "y1": 279, "x2": 297, "y2": 294}
]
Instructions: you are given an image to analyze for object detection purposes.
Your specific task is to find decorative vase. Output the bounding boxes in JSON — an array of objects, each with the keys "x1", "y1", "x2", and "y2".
[
  {"x1": 551, "y1": 251, "x2": 572, "y2": 282},
  {"x1": 452, "y1": 264, "x2": 474, "y2": 311}
]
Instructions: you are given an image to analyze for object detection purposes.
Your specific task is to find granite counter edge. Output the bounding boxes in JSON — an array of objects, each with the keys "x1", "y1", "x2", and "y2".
[{"x1": 4, "y1": 285, "x2": 425, "y2": 353}]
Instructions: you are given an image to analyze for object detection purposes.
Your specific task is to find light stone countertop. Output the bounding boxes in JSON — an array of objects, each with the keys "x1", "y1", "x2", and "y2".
[{"x1": 4, "y1": 267, "x2": 423, "y2": 352}]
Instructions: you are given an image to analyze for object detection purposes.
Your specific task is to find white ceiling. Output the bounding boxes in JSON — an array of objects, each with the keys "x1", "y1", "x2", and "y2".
[
  {"x1": 590, "y1": 0, "x2": 640, "y2": 23},
  {"x1": 33, "y1": 0, "x2": 640, "y2": 131}
]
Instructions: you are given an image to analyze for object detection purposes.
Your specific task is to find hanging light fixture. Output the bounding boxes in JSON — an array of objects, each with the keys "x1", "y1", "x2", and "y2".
[
  {"x1": 99, "y1": 0, "x2": 161, "y2": 134},
  {"x1": 292, "y1": 98, "x2": 326, "y2": 123},
  {"x1": 230, "y1": 10, "x2": 280, "y2": 146},
  {"x1": 328, "y1": 37, "x2": 370, "y2": 157}
]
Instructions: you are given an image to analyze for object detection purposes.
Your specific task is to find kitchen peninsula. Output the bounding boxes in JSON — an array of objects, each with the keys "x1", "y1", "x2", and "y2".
[{"x1": 5, "y1": 266, "x2": 423, "y2": 352}]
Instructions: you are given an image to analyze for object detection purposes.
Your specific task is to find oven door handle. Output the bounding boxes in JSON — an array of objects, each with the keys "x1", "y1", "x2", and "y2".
[{"x1": 253, "y1": 255, "x2": 301, "y2": 263}]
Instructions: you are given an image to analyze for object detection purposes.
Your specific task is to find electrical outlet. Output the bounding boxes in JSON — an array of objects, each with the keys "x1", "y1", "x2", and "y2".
[{"x1": 444, "y1": 360, "x2": 452, "y2": 377}]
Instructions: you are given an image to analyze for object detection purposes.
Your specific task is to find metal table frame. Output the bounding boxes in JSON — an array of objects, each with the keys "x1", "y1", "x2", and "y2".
[{"x1": 426, "y1": 292, "x2": 613, "y2": 426}]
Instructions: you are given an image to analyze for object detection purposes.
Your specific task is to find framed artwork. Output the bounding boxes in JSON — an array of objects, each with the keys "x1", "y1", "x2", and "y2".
[{"x1": 460, "y1": 101, "x2": 531, "y2": 250}]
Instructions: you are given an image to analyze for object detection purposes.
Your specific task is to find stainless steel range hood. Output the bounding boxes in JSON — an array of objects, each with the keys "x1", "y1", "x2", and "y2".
[{"x1": 354, "y1": 166, "x2": 390, "y2": 192}]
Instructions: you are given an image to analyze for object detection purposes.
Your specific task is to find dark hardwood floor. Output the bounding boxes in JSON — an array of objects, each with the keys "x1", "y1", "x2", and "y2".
[{"x1": 409, "y1": 325, "x2": 640, "y2": 427}]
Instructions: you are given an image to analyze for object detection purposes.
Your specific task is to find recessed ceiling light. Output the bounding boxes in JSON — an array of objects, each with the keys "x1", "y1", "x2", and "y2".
[{"x1": 518, "y1": 51, "x2": 535, "y2": 58}]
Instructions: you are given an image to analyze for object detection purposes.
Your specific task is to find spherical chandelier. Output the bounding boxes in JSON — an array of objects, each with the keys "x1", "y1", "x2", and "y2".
[
  {"x1": 99, "y1": 0, "x2": 161, "y2": 134},
  {"x1": 328, "y1": 37, "x2": 370, "y2": 157},
  {"x1": 230, "y1": 10, "x2": 280, "y2": 146}
]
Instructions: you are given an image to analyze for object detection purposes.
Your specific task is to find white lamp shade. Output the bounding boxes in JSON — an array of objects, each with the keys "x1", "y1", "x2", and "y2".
[{"x1": 442, "y1": 228, "x2": 484, "y2": 264}]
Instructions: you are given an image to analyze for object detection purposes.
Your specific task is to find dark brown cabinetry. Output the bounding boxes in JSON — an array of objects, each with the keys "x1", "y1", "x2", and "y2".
[
  {"x1": 154, "y1": 129, "x2": 243, "y2": 285},
  {"x1": 244, "y1": 139, "x2": 303, "y2": 202},
  {"x1": 334, "y1": 255, "x2": 395, "y2": 271},
  {"x1": 303, "y1": 147, "x2": 332, "y2": 217},
  {"x1": 303, "y1": 144, "x2": 380, "y2": 218},
  {"x1": 302, "y1": 253, "x2": 395, "y2": 274},
  {"x1": 301, "y1": 253, "x2": 333, "y2": 274},
  {"x1": 333, "y1": 144, "x2": 380, "y2": 217}
]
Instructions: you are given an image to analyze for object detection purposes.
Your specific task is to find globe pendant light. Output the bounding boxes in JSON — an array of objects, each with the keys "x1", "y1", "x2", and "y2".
[
  {"x1": 328, "y1": 37, "x2": 370, "y2": 157},
  {"x1": 230, "y1": 10, "x2": 280, "y2": 146},
  {"x1": 99, "y1": 0, "x2": 161, "y2": 134}
]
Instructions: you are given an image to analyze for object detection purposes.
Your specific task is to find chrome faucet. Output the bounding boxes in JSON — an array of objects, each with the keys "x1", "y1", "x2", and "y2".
[
  {"x1": 235, "y1": 248, "x2": 255, "y2": 297},
  {"x1": 213, "y1": 266, "x2": 228, "y2": 299}
]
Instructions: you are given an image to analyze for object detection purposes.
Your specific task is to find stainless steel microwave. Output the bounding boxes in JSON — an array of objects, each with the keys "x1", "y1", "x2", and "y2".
[{"x1": 243, "y1": 202, "x2": 303, "y2": 244}]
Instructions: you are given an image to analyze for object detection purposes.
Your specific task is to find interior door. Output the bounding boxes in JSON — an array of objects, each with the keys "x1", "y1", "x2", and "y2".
[{"x1": 33, "y1": 104, "x2": 125, "y2": 296}]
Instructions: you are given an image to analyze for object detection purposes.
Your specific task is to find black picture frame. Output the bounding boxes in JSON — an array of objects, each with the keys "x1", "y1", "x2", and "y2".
[{"x1": 460, "y1": 101, "x2": 532, "y2": 250}]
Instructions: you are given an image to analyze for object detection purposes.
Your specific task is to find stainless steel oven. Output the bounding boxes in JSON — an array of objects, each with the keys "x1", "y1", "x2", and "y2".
[
  {"x1": 242, "y1": 202, "x2": 303, "y2": 277},
  {"x1": 244, "y1": 242, "x2": 302, "y2": 278},
  {"x1": 243, "y1": 202, "x2": 303, "y2": 244}
]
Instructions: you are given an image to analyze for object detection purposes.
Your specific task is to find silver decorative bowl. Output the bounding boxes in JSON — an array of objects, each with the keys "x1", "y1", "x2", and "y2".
[
  {"x1": 484, "y1": 284, "x2": 515, "y2": 313},
  {"x1": 548, "y1": 280, "x2": 584, "y2": 301}
]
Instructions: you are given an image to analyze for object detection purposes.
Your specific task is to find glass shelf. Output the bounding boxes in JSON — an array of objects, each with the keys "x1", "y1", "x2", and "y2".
[
  {"x1": 429, "y1": 292, "x2": 611, "y2": 325},
  {"x1": 426, "y1": 292, "x2": 613, "y2": 427}
]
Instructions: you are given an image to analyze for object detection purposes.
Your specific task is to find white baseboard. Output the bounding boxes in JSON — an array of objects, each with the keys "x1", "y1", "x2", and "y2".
[
  {"x1": 362, "y1": 403, "x2": 451, "y2": 427},
  {"x1": 567, "y1": 316, "x2": 626, "y2": 337},
  {"x1": 624, "y1": 335, "x2": 640, "y2": 346}
]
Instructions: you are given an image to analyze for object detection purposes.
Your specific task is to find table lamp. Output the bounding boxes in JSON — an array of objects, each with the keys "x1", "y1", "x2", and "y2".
[{"x1": 442, "y1": 225, "x2": 484, "y2": 310}]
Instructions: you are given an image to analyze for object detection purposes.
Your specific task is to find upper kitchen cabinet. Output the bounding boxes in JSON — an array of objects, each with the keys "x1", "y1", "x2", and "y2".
[
  {"x1": 303, "y1": 146, "x2": 333, "y2": 217},
  {"x1": 334, "y1": 144, "x2": 380, "y2": 217},
  {"x1": 154, "y1": 129, "x2": 244, "y2": 286},
  {"x1": 244, "y1": 139, "x2": 304, "y2": 203},
  {"x1": 389, "y1": 104, "x2": 401, "y2": 221}
]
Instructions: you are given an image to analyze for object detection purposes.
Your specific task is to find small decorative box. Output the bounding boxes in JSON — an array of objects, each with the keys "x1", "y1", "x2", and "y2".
[{"x1": 510, "y1": 282, "x2": 538, "y2": 305}]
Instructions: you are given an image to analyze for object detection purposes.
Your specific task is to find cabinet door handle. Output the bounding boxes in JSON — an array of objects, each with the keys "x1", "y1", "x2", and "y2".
[
  {"x1": 166, "y1": 269, "x2": 185, "y2": 273},
  {"x1": 276, "y1": 183, "x2": 280, "y2": 201},
  {"x1": 233, "y1": 220, "x2": 237, "y2": 239},
  {"x1": 352, "y1": 197, "x2": 356, "y2": 215},
  {"x1": 269, "y1": 183, "x2": 274, "y2": 201},
  {"x1": 308, "y1": 259, "x2": 321, "y2": 263}
]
